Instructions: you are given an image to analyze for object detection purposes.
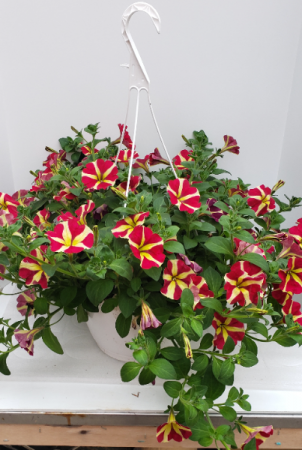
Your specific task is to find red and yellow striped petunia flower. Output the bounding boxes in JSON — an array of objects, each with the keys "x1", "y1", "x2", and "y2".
[
  {"x1": 0, "y1": 192, "x2": 19, "y2": 218},
  {"x1": 75, "y1": 200, "x2": 95, "y2": 225},
  {"x1": 112, "y1": 212, "x2": 149, "y2": 239},
  {"x1": 129, "y1": 226, "x2": 165, "y2": 269},
  {"x1": 282, "y1": 299, "x2": 302, "y2": 326},
  {"x1": 173, "y1": 149, "x2": 194, "y2": 170},
  {"x1": 212, "y1": 312, "x2": 245, "y2": 349},
  {"x1": 47, "y1": 220, "x2": 94, "y2": 254},
  {"x1": 247, "y1": 184, "x2": 275, "y2": 216},
  {"x1": 140, "y1": 301, "x2": 162, "y2": 330},
  {"x1": 167, "y1": 178, "x2": 201, "y2": 214},
  {"x1": 12, "y1": 189, "x2": 35, "y2": 207},
  {"x1": 239, "y1": 424, "x2": 273, "y2": 450},
  {"x1": 221, "y1": 135, "x2": 240, "y2": 155},
  {"x1": 16, "y1": 289, "x2": 36, "y2": 317},
  {"x1": 14, "y1": 328, "x2": 41, "y2": 356},
  {"x1": 111, "y1": 149, "x2": 139, "y2": 164},
  {"x1": 113, "y1": 175, "x2": 142, "y2": 196},
  {"x1": 161, "y1": 259, "x2": 194, "y2": 300},
  {"x1": 278, "y1": 257, "x2": 302, "y2": 294},
  {"x1": 82, "y1": 159, "x2": 118, "y2": 190},
  {"x1": 224, "y1": 261, "x2": 266, "y2": 306},
  {"x1": 156, "y1": 410, "x2": 192, "y2": 443},
  {"x1": 33, "y1": 209, "x2": 51, "y2": 231},
  {"x1": 189, "y1": 274, "x2": 214, "y2": 310},
  {"x1": 133, "y1": 155, "x2": 150, "y2": 173},
  {"x1": 271, "y1": 284, "x2": 292, "y2": 306},
  {"x1": 81, "y1": 145, "x2": 98, "y2": 156},
  {"x1": 19, "y1": 246, "x2": 50, "y2": 289}
]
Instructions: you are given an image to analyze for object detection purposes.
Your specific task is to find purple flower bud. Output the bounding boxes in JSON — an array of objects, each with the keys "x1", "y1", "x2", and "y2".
[{"x1": 93, "y1": 204, "x2": 108, "y2": 221}]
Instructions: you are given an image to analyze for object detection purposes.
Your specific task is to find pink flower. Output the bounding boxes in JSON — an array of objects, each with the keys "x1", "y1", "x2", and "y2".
[
  {"x1": 177, "y1": 254, "x2": 202, "y2": 273},
  {"x1": 33, "y1": 209, "x2": 51, "y2": 231},
  {"x1": 141, "y1": 301, "x2": 162, "y2": 330},
  {"x1": 14, "y1": 328, "x2": 41, "y2": 356},
  {"x1": 16, "y1": 289, "x2": 36, "y2": 317},
  {"x1": 12, "y1": 190, "x2": 35, "y2": 207},
  {"x1": 206, "y1": 198, "x2": 227, "y2": 222},
  {"x1": 221, "y1": 135, "x2": 240, "y2": 155},
  {"x1": 234, "y1": 238, "x2": 266, "y2": 259},
  {"x1": 149, "y1": 148, "x2": 170, "y2": 166}
]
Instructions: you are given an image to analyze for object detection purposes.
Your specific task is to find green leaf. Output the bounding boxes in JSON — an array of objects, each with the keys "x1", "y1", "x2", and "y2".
[
  {"x1": 0, "y1": 354, "x2": 10, "y2": 375},
  {"x1": 223, "y1": 336, "x2": 235, "y2": 354},
  {"x1": 192, "y1": 355, "x2": 208, "y2": 372},
  {"x1": 86, "y1": 279, "x2": 114, "y2": 306},
  {"x1": 41, "y1": 264, "x2": 57, "y2": 277},
  {"x1": 149, "y1": 359, "x2": 177, "y2": 379},
  {"x1": 143, "y1": 266, "x2": 162, "y2": 281},
  {"x1": 198, "y1": 434, "x2": 213, "y2": 447},
  {"x1": 242, "y1": 336, "x2": 258, "y2": 355},
  {"x1": 165, "y1": 226, "x2": 180, "y2": 237},
  {"x1": 190, "y1": 221, "x2": 216, "y2": 232},
  {"x1": 203, "y1": 365, "x2": 225, "y2": 400},
  {"x1": 199, "y1": 333, "x2": 213, "y2": 349},
  {"x1": 190, "y1": 319, "x2": 203, "y2": 337},
  {"x1": 244, "y1": 437, "x2": 257, "y2": 450},
  {"x1": 205, "y1": 236, "x2": 233, "y2": 256},
  {"x1": 115, "y1": 313, "x2": 132, "y2": 338},
  {"x1": 240, "y1": 253, "x2": 269, "y2": 273},
  {"x1": 228, "y1": 386, "x2": 239, "y2": 401},
  {"x1": 120, "y1": 362, "x2": 141, "y2": 382},
  {"x1": 77, "y1": 304, "x2": 88, "y2": 323},
  {"x1": 109, "y1": 258, "x2": 133, "y2": 281},
  {"x1": 233, "y1": 230, "x2": 255, "y2": 244},
  {"x1": 130, "y1": 277, "x2": 141, "y2": 292},
  {"x1": 161, "y1": 318, "x2": 182, "y2": 337},
  {"x1": 200, "y1": 298, "x2": 223, "y2": 313},
  {"x1": 133, "y1": 349, "x2": 148, "y2": 366},
  {"x1": 202, "y1": 266, "x2": 222, "y2": 296},
  {"x1": 181, "y1": 288, "x2": 194, "y2": 308},
  {"x1": 139, "y1": 367, "x2": 156, "y2": 385},
  {"x1": 118, "y1": 292, "x2": 137, "y2": 318},
  {"x1": 160, "y1": 347, "x2": 184, "y2": 361},
  {"x1": 163, "y1": 381, "x2": 182, "y2": 398},
  {"x1": 239, "y1": 351, "x2": 258, "y2": 367},
  {"x1": 164, "y1": 241, "x2": 185, "y2": 254},
  {"x1": 60, "y1": 286, "x2": 77, "y2": 307},
  {"x1": 0, "y1": 253, "x2": 9, "y2": 265},
  {"x1": 30, "y1": 198, "x2": 48, "y2": 212},
  {"x1": 183, "y1": 236, "x2": 198, "y2": 250},
  {"x1": 42, "y1": 327, "x2": 64, "y2": 354},
  {"x1": 248, "y1": 322, "x2": 268, "y2": 338},
  {"x1": 29, "y1": 238, "x2": 50, "y2": 251},
  {"x1": 101, "y1": 296, "x2": 118, "y2": 313},
  {"x1": 219, "y1": 406, "x2": 237, "y2": 422},
  {"x1": 213, "y1": 201, "x2": 230, "y2": 212},
  {"x1": 237, "y1": 399, "x2": 252, "y2": 411},
  {"x1": 34, "y1": 297, "x2": 48, "y2": 315},
  {"x1": 219, "y1": 359, "x2": 235, "y2": 383}
]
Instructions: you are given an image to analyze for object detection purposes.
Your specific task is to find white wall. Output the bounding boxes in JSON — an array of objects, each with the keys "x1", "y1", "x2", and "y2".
[{"x1": 0, "y1": 0, "x2": 301, "y2": 206}]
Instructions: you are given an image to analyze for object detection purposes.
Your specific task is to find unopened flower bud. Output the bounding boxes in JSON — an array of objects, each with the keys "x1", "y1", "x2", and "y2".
[
  {"x1": 45, "y1": 146, "x2": 58, "y2": 154},
  {"x1": 271, "y1": 180, "x2": 285, "y2": 194},
  {"x1": 183, "y1": 333, "x2": 193, "y2": 359},
  {"x1": 93, "y1": 225, "x2": 99, "y2": 247}
]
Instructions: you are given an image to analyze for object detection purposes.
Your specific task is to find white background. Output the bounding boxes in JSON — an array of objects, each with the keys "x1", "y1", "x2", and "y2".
[{"x1": 0, "y1": 0, "x2": 301, "y2": 226}]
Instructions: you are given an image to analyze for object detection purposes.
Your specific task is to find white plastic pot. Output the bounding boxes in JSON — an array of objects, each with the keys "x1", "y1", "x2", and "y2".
[{"x1": 87, "y1": 307, "x2": 137, "y2": 362}]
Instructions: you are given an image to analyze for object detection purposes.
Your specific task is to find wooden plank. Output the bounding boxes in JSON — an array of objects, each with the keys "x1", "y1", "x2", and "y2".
[{"x1": 0, "y1": 425, "x2": 300, "y2": 448}]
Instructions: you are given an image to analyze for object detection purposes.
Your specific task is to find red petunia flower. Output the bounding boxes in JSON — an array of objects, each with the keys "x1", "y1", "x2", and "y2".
[
  {"x1": 112, "y1": 149, "x2": 139, "y2": 164},
  {"x1": 82, "y1": 159, "x2": 118, "y2": 190},
  {"x1": 19, "y1": 246, "x2": 50, "y2": 289},
  {"x1": 177, "y1": 254, "x2": 202, "y2": 273},
  {"x1": 234, "y1": 238, "x2": 266, "y2": 259},
  {"x1": 221, "y1": 135, "x2": 240, "y2": 155},
  {"x1": 277, "y1": 236, "x2": 302, "y2": 260},
  {"x1": 156, "y1": 410, "x2": 192, "y2": 443},
  {"x1": 239, "y1": 424, "x2": 273, "y2": 450},
  {"x1": 224, "y1": 261, "x2": 266, "y2": 306},
  {"x1": 206, "y1": 198, "x2": 227, "y2": 222},
  {"x1": 12, "y1": 190, "x2": 35, "y2": 207},
  {"x1": 75, "y1": 200, "x2": 95, "y2": 225},
  {"x1": 14, "y1": 328, "x2": 41, "y2": 356},
  {"x1": 0, "y1": 210, "x2": 17, "y2": 227},
  {"x1": 112, "y1": 212, "x2": 149, "y2": 239},
  {"x1": 33, "y1": 209, "x2": 51, "y2": 231},
  {"x1": 81, "y1": 145, "x2": 98, "y2": 156},
  {"x1": 133, "y1": 155, "x2": 150, "y2": 173},
  {"x1": 30, "y1": 169, "x2": 54, "y2": 192},
  {"x1": 128, "y1": 226, "x2": 165, "y2": 269},
  {"x1": 289, "y1": 220, "x2": 302, "y2": 249},
  {"x1": 149, "y1": 148, "x2": 170, "y2": 166},
  {"x1": 113, "y1": 175, "x2": 141, "y2": 197},
  {"x1": 43, "y1": 150, "x2": 66, "y2": 168},
  {"x1": 16, "y1": 289, "x2": 36, "y2": 317},
  {"x1": 117, "y1": 124, "x2": 133, "y2": 149},
  {"x1": 0, "y1": 264, "x2": 5, "y2": 280},
  {"x1": 140, "y1": 301, "x2": 162, "y2": 330},
  {"x1": 282, "y1": 300, "x2": 302, "y2": 326},
  {"x1": 173, "y1": 149, "x2": 194, "y2": 170},
  {"x1": 47, "y1": 220, "x2": 94, "y2": 254},
  {"x1": 278, "y1": 257, "x2": 302, "y2": 294},
  {"x1": 247, "y1": 185, "x2": 276, "y2": 216},
  {"x1": 228, "y1": 184, "x2": 247, "y2": 198},
  {"x1": 189, "y1": 274, "x2": 214, "y2": 310},
  {"x1": 53, "y1": 181, "x2": 77, "y2": 203},
  {"x1": 271, "y1": 284, "x2": 292, "y2": 306},
  {"x1": 212, "y1": 312, "x2": 245, "y2": 349},
  {"x1": 167, "y1": 179, "x2": 201, "y2": 214},
  {"x1": 161, "y1": 259, "x2": 194, "y2": 300},
  {"x1": 0, "y1": 192, "x2": 19, "y2": 218}
]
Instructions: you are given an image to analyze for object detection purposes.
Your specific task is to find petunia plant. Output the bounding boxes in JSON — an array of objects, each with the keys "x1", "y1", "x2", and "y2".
[{"x1": 0, "y1": 123, "x2": 302, "y2": 450}]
